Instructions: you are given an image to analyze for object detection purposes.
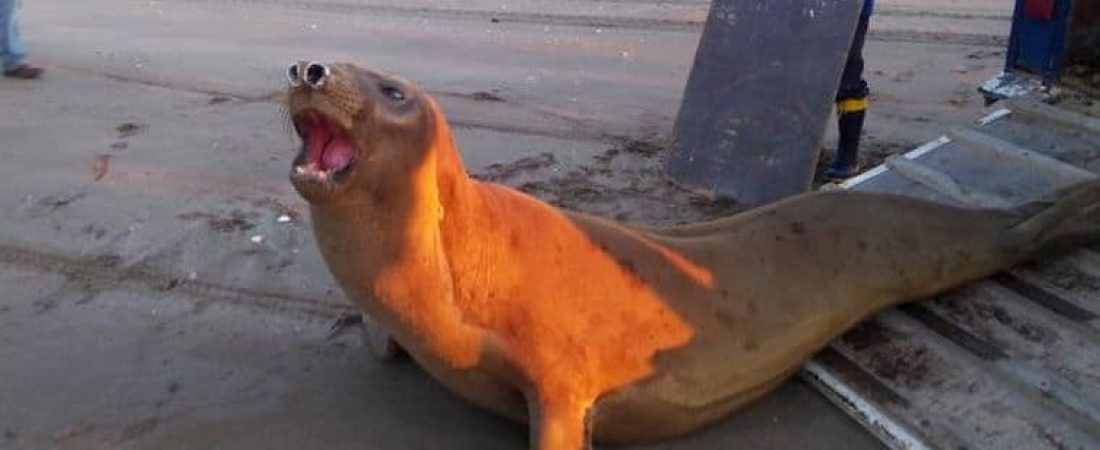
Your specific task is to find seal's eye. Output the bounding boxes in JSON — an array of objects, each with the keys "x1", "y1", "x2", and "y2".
[{"x1": 380, "y1": 86, "x2": 406, "y2": 102}]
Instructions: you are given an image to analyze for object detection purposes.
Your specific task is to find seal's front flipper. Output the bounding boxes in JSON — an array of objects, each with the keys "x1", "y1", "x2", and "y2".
[
  {"x1": 529, "y1": 395, "x2": 593, "y2": 450},
  {"x1": 363, "y1": 315, "x2": 406, "y2": 362}
]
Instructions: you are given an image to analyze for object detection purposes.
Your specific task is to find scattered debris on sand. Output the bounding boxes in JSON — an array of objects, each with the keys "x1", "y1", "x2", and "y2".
[{"x1": 473, "y1": 137, "x2": 743, "y2": 225}]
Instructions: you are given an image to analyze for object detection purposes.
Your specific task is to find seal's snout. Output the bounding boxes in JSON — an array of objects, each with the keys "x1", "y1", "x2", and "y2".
[{"x1": 304, "y1": 62, "x2": 330, "y2": 89}]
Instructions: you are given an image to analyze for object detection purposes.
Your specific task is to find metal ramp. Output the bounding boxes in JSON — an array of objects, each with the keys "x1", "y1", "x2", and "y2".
[
  {"x1": 665, "y1": 0, "x2": 863, "y2": 206},
  {"x1": 800, "y1": 97, "x2": 1100, "y2": 450}
]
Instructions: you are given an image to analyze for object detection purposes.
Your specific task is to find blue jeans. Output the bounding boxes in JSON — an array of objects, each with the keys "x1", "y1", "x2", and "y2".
[{"x1": 1, "y1": 0, "x2": 26, "y2": 71}]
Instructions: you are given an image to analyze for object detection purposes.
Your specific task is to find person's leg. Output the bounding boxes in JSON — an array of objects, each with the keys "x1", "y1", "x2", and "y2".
[
  {"x1": 826, "y1": 13, "x2": 870, "y2": 180},
  {"x1": 0, "y1": 0, "x2": 27, "y2": 71},
  {"x1": 1, "y1": 0, "x2": 42, "y2": 79}
]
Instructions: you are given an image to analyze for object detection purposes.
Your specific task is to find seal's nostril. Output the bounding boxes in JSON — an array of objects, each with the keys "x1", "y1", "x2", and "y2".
[
  {"x1": 287, "y1": 63, "x2": 302, "y2": 87},
  {"x1": 305, "y1": 62, "x2": 329, "y2": 89}
]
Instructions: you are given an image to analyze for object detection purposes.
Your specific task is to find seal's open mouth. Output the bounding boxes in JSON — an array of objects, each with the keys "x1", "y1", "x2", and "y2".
[{"x1": 292, "y1": 109, "x2": 357, "y2": 182}]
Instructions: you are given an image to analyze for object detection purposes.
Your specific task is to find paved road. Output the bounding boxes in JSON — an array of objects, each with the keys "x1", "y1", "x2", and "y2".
[{"x1": 0, "y1": 1, "x2": 1013, "y2": 449}]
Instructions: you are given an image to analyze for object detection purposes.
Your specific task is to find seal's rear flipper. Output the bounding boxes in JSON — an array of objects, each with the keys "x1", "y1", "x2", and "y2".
[{"x1": 1009, "y1": 179, "x2": 1100, "y2": 253}]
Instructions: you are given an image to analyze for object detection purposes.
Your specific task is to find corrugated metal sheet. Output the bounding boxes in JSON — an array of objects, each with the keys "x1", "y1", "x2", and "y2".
[{"x1": 801, "y1": 97, "x2": 1100, "y2": 450}]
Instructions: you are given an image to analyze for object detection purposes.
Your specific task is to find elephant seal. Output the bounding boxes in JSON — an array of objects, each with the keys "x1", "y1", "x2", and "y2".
[{"x1": 285, "y1": 61, "x2": 1100, "y2": 450}]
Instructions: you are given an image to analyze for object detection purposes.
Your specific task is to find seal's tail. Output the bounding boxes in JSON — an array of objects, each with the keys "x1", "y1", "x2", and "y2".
[{"x1": 1008, "y1": 179, "x2": 1100, "y2": 254}]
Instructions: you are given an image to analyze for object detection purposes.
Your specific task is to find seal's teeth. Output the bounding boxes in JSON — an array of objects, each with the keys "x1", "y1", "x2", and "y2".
[{"x1": 292, "y1": 162, "x2": 339, "y2": 184}]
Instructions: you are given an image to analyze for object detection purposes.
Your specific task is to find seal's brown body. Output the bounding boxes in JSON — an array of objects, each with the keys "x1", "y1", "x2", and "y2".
[{"x1": 286, "y1": 62, "x2": 1100, "y2": 450}]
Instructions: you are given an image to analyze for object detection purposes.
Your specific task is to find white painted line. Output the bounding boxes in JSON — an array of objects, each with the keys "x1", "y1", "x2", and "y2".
[
  {"x1": 903, "y1": 135, "x2": 953, "y2": 160},
  {"x1": 976, "y1": 108, "x2": 1012, "y2": 127},
  {"x1": 802, "y1": 361, "x2": 933, "y2": 450},
  {"x1": 837, "y1": 166, "x2": 889, "y2": 190},
  {"x1": 839, "y1": 136, "x2": 952, "y2": 190}
]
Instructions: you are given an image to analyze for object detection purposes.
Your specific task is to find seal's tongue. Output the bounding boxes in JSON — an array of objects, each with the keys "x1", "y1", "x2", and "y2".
[
  {"x1": 320, "y1": 135, "x2": 354, "y2": 171},
  {"x1": 305, "y1": 116, "x2": 354, "y2": 173}
]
